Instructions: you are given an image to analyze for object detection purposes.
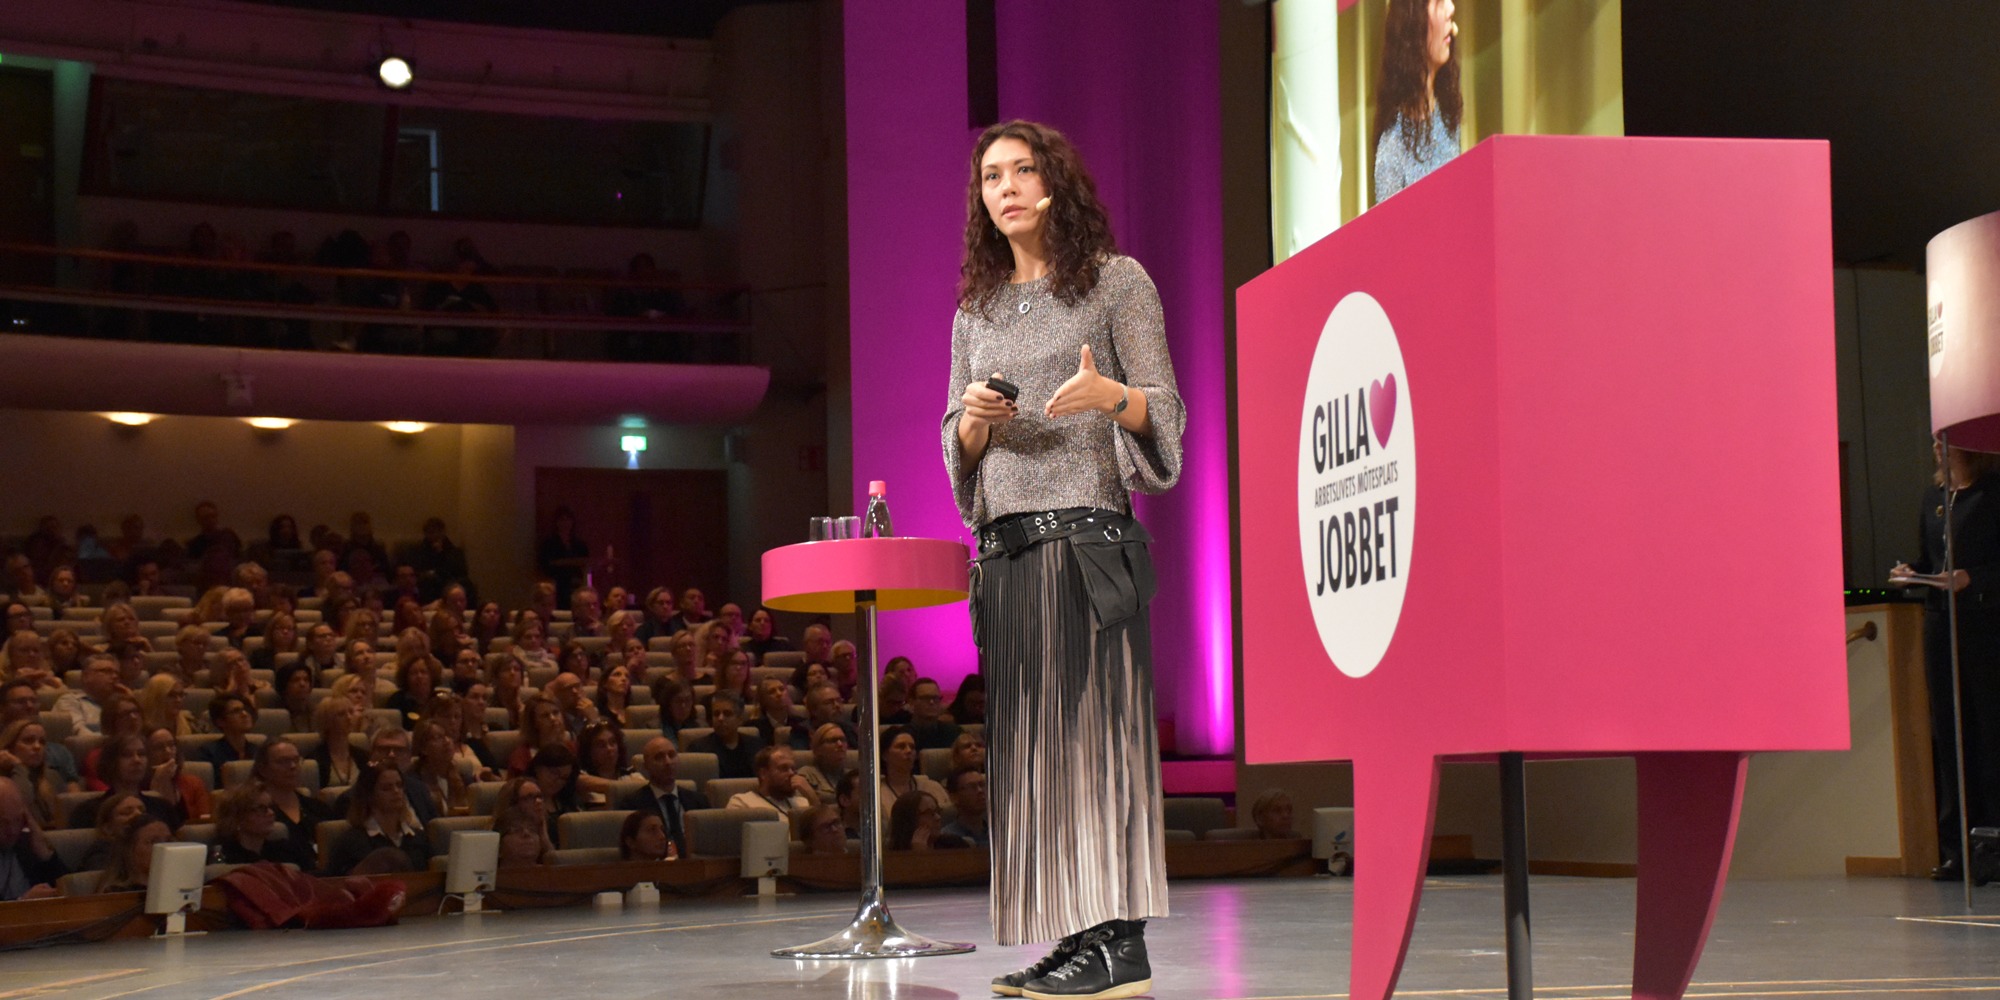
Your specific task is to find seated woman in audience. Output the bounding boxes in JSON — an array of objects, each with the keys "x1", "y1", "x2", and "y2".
[
  {"x1": 195, "y1": 693, "x2": 258, "y2": 770},
  {"x1": 598, "y1": 662, "x2": 636, "y2": 729},
  {"x1": 507, "y1": 695, "x2": 571, "y2": 775},
  {"x1": 668, "y1": 630, "x2": 700, "y2": 686},
  {"x1": 509, "y1": 612, "x2": 552, "y2": 671},
  {"x1": 496, "y1": 805, "x2": 550, "y2": 868},
  {"x1": 218, "y1": 588, "x2": 259, "y2": 648},
  {"x1": 604, "y1": 586, "x2": 630, "y2": 615},
  {"x1": 390, "y1": 597, "x2": 426, "y2": 637},
  {"x1": 722, "y1": 651, "x2": 758, "y2": 705},
  {"x1": 248, "y1": 613, "x2": 298, "y2": 674},
  {"x1": 170, "y1": 626, "x2": 211, "y2": 685},
  {"x1": 340, "y1": 607, "x2": 380, "y2": 646},
  {"x1": 266, "y1": 514, "x2": 305, "y2": 557},
  {"x1": 488, "y1": 656, "x2": 527, "y2": 730},
  {"x1": 555, "y1": 639, "x2": 593, "y2": 683},
  {"x1": 619, "y1": 809, "x2": 675, "y2": 862},
  {"x1": 327, "y1": 674, "x2": 372, "y2": 727},
  {"x1": 145, "y1": 728, "x2": 211, "y2": 821},
  {"x1": 495, "y1": 777, "x2": 557, "y2": 859},
  {"x1": 650, "y1": 677, "x2": 700, "y2": 740},
  {"x1": 67, "y1": 734, "x2": 186, "y2": 829},
  {"x1": 605, "y1": 611, "x2": 640, "y2": 658},
  {"x1": 947, "y1": 673, "x2": 986, "y2": 726},
  {"x1": 214, "y1": 780, "x2": 314, "y2": 868},
  {"x1": 446, "y1": 645, "x2": 484, "y2": 692},
  {"x1": 888, "y1": 790, "x2": 963, "y2": 851},
  {"x1": 410, "y1": 719, "x2": 468, "y2": 817},
  {"x1": 46, "y1": 566, "x2": 88, "y2": 615},
  {"x1": 273, "y1": 664, "x2": 315, "y2": 732},
  {"x1": 426, "y1": 610, "x2": 464, "y2": 669},
  {"x1": 433, "y1": 584, "x2": 471, "y2": 623},
  {"x1": 252, "y1": 737, "x2": 330, "y2": 863},
  {"x1": 136, "y1": 674, "x2": 200, "y2": 738},
  {"x1": 0, "y1": 718, "x2": 71, "y2": 826},
  {"x1": 577, "y1": 719, "x2": 629, "y2": 796},
  {"x1": 457, "y1": 683, "x2": 498, "y2": 778},
  {"x1": 527, "y1": 582, "x2": 559, "y2": 625},
  {"x1": 387, "y1": 647, "x2": 440, "y2": 730},
  {"x1": 214, "y1": 648, "x2": 269, "y2": 705},
  {"x1": 525, "y1": 745, "x2": 582, "y2": 836},
  {"x1": 789, "y1": 659, "x2": 831, "y2": 697},
  {"x1": 77, "y1": 792, "x2": 148, "y2": 870},
  {"x1": 343, "y1": 639, "x2": 394, "y2": 705},
  {"x1": 468, "y1": 602, "x2": 505, "y2": 654},
  {"x1": 694, "y1": 622, "x2": 736, "y2": 683},
  {"x1": 298, "y1": 624, "x2": 341, "y2": 685},
  {"x1": 311, "y1": 696, "x2": 363, "y2": 790},
  {"x1": 98, "y1": 603, "x2": 142, "y2": 651},
  {"x1": 82, "y1": 693, "x2": 148, "y2": 787},
  {"x1": 96, "y1": 815, "x2": 175, "y2": 893},
  {"x1": 949, "y1": 732, "x2": 987, "y2": 774},
  {"x1": 45, "y1": 627, "x2": 90, "y2": 679},
  {"x1": 1250, "y1": 789, "x2": 1298, "y2": 839},
  {"x1": 835, "y1": 770, "x2": 863, "y2": 840},
  {"x1": 877, "y1": 727, "x2": 946, "y2": 833},
  {"x1": 325, "y1": 765, "x2": 429, "y2": 875},
  {"x1": 801, "y1": 804, "x2": 848, "y2": 856}
]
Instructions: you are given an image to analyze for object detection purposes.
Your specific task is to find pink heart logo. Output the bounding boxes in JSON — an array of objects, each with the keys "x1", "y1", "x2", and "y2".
[{"x1": 1370, "y1": 374, "x2": 1397, "y2": 448}]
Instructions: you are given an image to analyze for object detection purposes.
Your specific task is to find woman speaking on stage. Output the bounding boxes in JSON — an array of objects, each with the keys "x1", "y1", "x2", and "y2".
[{"x1": 941, "y1": 119, "x2": 1185, "y2": 1000}]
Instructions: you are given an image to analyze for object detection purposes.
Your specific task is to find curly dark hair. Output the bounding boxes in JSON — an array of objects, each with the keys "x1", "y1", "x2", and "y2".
[
  {"x1": 1370, "y1": 0, "x2": 1462, "y2": 160},
  {"x1": 958, "y1": 120, "x2": 1118, "y2": 317}
]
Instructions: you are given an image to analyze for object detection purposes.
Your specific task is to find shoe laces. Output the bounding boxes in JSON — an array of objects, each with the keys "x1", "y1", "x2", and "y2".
[{"x1": 1044, "y1": 928, "x2": 1116, "y2": 981}]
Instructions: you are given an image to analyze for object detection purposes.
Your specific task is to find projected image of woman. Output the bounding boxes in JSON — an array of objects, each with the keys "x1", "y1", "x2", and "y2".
[
  {"x1": 944, "y1": 120, "x2": 1185, "y2": 999},
  {"x1": 1373, "y1": 0, "x2": 1463, "y2": 203}
]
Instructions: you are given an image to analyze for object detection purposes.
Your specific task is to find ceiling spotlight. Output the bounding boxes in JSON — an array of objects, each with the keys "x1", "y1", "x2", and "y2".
[
  {"x1": 101, "y1": 412, "x2": 157, "y2": 427},
  {"x1": 378, "y1": 56, "x2": 414, "y2": 90},
  {"x1": 382, "y1": 421, "x2": 430, "y2": 434},
  {"x1": 243, "y1": 417, "x2": 296, "y2": 430}
]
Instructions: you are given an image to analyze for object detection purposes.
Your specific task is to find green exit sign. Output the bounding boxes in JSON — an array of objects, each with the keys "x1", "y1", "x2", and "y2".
[{"x1": 621, "y1": 434, "x2": 648, "y2": 452}]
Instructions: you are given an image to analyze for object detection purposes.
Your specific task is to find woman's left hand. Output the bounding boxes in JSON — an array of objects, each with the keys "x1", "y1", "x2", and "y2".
[{"x1": 1045, "y1": 344, "x2": 1122, "y2": 419}]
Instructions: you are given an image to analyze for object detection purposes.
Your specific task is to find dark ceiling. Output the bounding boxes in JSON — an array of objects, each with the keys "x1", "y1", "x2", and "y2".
[
  {"x1": 231, "y1": 0, "x2": 760, "y2": 38},
  {"x1": 1623, "y1": 0, "x2": 2000, "y2": 268}
]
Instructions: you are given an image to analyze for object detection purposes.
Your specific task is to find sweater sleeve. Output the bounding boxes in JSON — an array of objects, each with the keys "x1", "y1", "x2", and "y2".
[
  {"x1": 941, "y1": 310, "x2": 986, "y2": 528},
  {"x1": 1103, "y1": 258, "x2": 1185, "y2": 495}
]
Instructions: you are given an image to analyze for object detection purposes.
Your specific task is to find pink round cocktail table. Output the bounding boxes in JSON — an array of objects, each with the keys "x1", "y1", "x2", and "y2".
[{"x1": 763, "y1": 536, "x2": 971, "y2": 960}]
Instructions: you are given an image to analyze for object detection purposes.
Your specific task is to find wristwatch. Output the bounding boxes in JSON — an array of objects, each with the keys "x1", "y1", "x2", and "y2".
[{"x1": 1111, "y1": 382, "x2": 1130, "y2": 416}]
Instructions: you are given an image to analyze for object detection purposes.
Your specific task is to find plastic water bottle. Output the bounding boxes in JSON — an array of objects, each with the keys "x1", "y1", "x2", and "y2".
[{"x1": 863, "y1": 480, "x2": 894, "y2": 538}]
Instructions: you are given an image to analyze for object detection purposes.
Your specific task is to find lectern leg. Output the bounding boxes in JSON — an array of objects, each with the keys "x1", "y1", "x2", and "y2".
[
  {"x1": 1632, "y1": 751, "x2": 1747, "y2": 1000},
  {"x1": 772, "y1": 595, "x2": 974, "y2": 959},
  {"x1": 1498, "y1": 753, "x2": 1532, "y2": 1000}
]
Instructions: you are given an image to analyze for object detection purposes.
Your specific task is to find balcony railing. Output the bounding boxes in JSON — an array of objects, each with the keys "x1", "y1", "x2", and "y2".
[{"x1": 0, "y1": 242, "x2": 753, "y2": 363}]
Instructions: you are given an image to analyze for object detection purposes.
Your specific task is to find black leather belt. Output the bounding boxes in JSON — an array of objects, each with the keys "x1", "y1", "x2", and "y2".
[{"x1": 977, "y1": 507, "x2": 1122, "y2": 558}]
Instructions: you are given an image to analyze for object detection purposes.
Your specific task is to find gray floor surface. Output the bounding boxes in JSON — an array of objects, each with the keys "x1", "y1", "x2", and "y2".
[{"x1": 7, "y1": 875, "x2": 2000, "y2": 999}]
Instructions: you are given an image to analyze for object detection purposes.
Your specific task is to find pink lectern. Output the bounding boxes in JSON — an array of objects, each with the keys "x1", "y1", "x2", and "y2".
[
  {"x1": 1923, "y1": 209, "x2": 2000, "y2": 908},
  {"x1": 1235, "y1": 136, "x2": 1848, "y2": 1000},
  {"x1": 762, "y1": 535, "x2": 973, "y2": 959}
]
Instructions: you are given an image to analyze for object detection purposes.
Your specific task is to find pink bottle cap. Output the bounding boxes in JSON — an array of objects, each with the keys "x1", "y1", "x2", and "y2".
[{"x1": 868, "y1": 480, "x2": 887, "y2": 496}]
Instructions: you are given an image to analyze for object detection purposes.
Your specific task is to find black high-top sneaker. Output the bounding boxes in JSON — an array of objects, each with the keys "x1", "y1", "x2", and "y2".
[
  {"x1": 1020, "y1": 921, "x2": 1152, "y2": 1000},
  {"x1": 992, "y1": 931, "x2": 1084, "y2": 996}
]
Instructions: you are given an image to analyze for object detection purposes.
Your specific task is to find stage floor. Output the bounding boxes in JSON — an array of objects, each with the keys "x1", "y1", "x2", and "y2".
[{"x1": 11, "y1": 875, "x2": 2000, "y2": 999}]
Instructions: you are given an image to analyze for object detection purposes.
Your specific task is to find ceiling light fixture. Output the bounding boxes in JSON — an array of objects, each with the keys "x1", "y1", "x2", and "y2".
[
  {"x1": 243, "y1": 417, "x2": 296, "y2": 430},
  {"x1": 382, "y1": 421, "x2": 430, "y2": 434},
  {"x1": 378, "y1": 55, "x2": 414, "y2": 90},
  {"x1": 101, "y1": 412, "x2": 157, "y2": 427}
]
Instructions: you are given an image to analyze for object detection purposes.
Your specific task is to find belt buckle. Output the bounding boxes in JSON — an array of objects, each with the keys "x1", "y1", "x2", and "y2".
[{"x1": 998, "y1": 518, "x2": 1031, "y2": 556}]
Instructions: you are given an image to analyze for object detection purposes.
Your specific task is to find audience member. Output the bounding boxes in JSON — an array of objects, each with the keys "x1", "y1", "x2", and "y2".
[
  {"x1": 66, "y1": 733, "x2": 186, "y2": 829},
  {"x1": 4, "y1": 680, "x2": 80, "y2": 787},
  {"x1": 110, "y1": 641, "x2": 150, "y2": 691},
  {"x1": 578, "y1": 719, "x2": 629, "y2": 790},
  {"x1": 618, "y1": 737, "x2": 702, "y2": 859},
  {"x1": 525, "y1": 744, "x2": 581, "y2": 833},
  {"x1": 726, "y1": 746, "x2": 816, "y2": 821},
  {"x1": 345, "y1": 639, "x2": 395, "y2": 704},
  {"x1": 949, "y1": 732, "x2": 988, "y2": 774},
  {"x1": 1251, "y1": 789, "x2": 1298, "y2": 839},
  {"x1": 835, "y1": 770, "x2": 863, "y2": 840},
  {"x1": 144, "y1": 728, "x2": 211, "y2": 821},
  {"x1": 742, "y1": 608, "x2": 792, "y2": 665},
  {"x1": 104, "y1": 515, "x2": 151, "y2": 563},
  {"x1": 801, "y1": 804, "x2": 849, "y2": 856},
  {"x1": 97, "y1": 814, "x2": 175, "y2": 893},
  {"x1": 489, "y1": 657, "x2": 527, "y2": 729},
  {"x1": 668, "y1": 630, "x2": 699, "y2": 686},
  {"x1": 76, "y1": 793, "x2": 147, "y2": 870},
  {"x1": 253, "y1": 737, "x2": 331, "y2": 863},
  {"x1": 496, "y1": 805, "x2": 550, "y2": 868},
  {"x1": 948, "y1": 673, "x2": 987, "y2": 726},
  {"x1": 828, "y1": 639, "x2": 859, "y2": 698},
  {"x1": 689, "y1": 692, "x2": 763, "y2": 779},
  {"x1": 196, "y1": 693, "x2": 258, "y2": 770},
  {"x1": 5, "y1": 554, "x2": 48, "y2": 607},
  {"x1": 545, "y1": 672, "x2": 598, "y2": 740},
  {"x1": 184, "y1": 501, "x2": 243, "y2": 564},
  {"x1": 527, "y1": 581, "x2": 559, "y2": 626},
  {"x1": 215, "y1": 647, "x2": 270, "y2": 705},
  {"x1": 537, "y1": 509, "x2": 589, "y2": 607},
  {"x1": 888, "y1": 790, "x2": 959, "y2": 851},
  {"x1": 274, "y1": 664, "x2": 314, "y2": 732},
  {"x1": 570, "y1": 587, "x2": 605, "y2": 638},
  {"x1": 599, "y1": 660, "x2": 637, "y2": 728},
  {"x1": 311, "y1": 697, "x2": 362, "y2": 789},
  {"x1": 0, "y1": 717, "x2": 70, "y2": 827},
  {"x1": 326, "y1": 764, "x2": 428, "y2": 875},
  {"x1": 750, "y1": 678, "x2": 806, "y2": 750},
  {"x1": 214, "y1": 780, "x2": 315, "y2": 867},
  {"x1": 877, "y1": 727, "x2": 945, "y2": 832},
  {"x1": 469, "y1": 602, "x2": 505, "y2": 654},
  {"x1": 169, "y1": 626, "x2": 210, "y2": 684},
  {"x1": 651, "y1": 677, "x2": 699, "y2": 740},
  {"x1": 248, "y1": 613, "x2": 298, "y2": 674},
  {"x1": 0, "y1": 779, "x2": 64, "y2": 900},
  {"x1": 410, "y1": 719, "x2": 467, "y2": 816},
  {"x1": 53, "y1": 653, "x2": 119, "y2": 736},
  {"x1": 82, "y1": 693, "x2": 147, "y2": 786},
  {"x1": 877, "y1": 679, "x2": 912, "y2": 726},
  {"x1": 387, "y1": 646, "x2": 440, "y2": 730},
  {"x1": 344, "y1": 512, "x2": 390, "y2": 581},
  {"x1": 508, "y1": 696, "x2": 571, "y2": 774},
  {"x1": 619, "y1": 809, "x2": 675, "y2": 862},
  {"x1": 45, "y1": 567, "x2": 87, "y2": 614},
  {"x1": 801, "y1": 681, "x2": 855, "y2": 747},
  {"x1": 99, "y1": 603, "x2": 143, "y2": 650},
  {"x1": 135, "y1": 674, "x2": 197, "y2": 738},
  {"x1": 409, "y1": 518, "x2": 470, "y2": 603},
  {"x1": 3, "y1": 602, "x2": 35, "y2": 641},
  {"x1": 907, "y1": 679, "x2": 963, "y2": 751},
  {"x1": 796, "y1": 722, "x2": 853, "y2": 804},
  {"x1": 510, "y1": 613, "x2": 552, "y2": 670},
  {"x1": 4, "y1": 632, "x2": 59, "y2": 691},
  {"x1": 458, "y1": 682, "x2": 498, "y2": 777},
  {"x1": 670, "y1": 587, "x2": 710, "y2": 635},
  {"x1": 605, "y1": 610, "x2": 640, "y2": 656},
  {"x1": 941, "y1": 767, "x2": 989, "y2": 847},
  {"x1": 801, "y1": 624, "x2": 834, "y2": 668},
  {"x1": 637, "y1": 587, "x2": 677, "y2": 644}
]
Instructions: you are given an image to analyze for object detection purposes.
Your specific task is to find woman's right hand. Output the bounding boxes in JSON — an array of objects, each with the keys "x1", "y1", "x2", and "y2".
[{"x1": 961, "y1": 374, "x2": 1018, "y2": 428}]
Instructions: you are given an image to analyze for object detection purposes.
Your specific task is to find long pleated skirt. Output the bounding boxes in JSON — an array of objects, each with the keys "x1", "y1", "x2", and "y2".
[{"x1": 974, "y1": 529, "x2": 1171, "y2": 946}]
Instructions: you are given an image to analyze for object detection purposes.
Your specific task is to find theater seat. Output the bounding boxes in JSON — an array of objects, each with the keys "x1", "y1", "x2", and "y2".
[
  {"x1": 468, "y1": 781, "x2": 506, "y2": 816},
  {"x1": 1161, "y1": 797, "x2": 1230, "y2": 840},
  {"x1": 685, "y1": 806, "x2": 781, "y2": 858},
  {"x1": 552, "y1": 847, "x2": 622, "y2": 866},
  {"x1": 676, "y1": 752, "x2": 719, "y2": 790},
  {"x1": 919, "y1": 748, "x2": 953, "y2": 783},
  {"x1": 57, "y1": 870, "x2": 104, "y2": 896},
  {"x1": 1205, "y1": 827, "x2": 1261, "y2": 841},
  {"x1": 44, "y1": 828, "x2": 97, "y2": 870},
  {"x1": 556, "y1": 809, "x2": 633, "y2": 850},
  {"x1": 674, "y1": 727, "x2": 713, "y2": 751},
  {"x1": 764, "y1": 651, "x2": 806, "y2": 672},
  {"x1": 427, "y1": 814, "x2": 493, "y2": 854}
]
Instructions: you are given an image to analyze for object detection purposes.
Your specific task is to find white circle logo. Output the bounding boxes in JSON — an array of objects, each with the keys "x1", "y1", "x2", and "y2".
[{"x1": 1297, "y1": 292, "x2": 1416, "y2": 678}]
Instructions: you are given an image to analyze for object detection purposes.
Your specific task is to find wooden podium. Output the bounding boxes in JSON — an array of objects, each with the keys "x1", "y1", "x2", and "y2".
[{"x1": 1234, "y1": 136, "x2": 1849, "y2": 1000}]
